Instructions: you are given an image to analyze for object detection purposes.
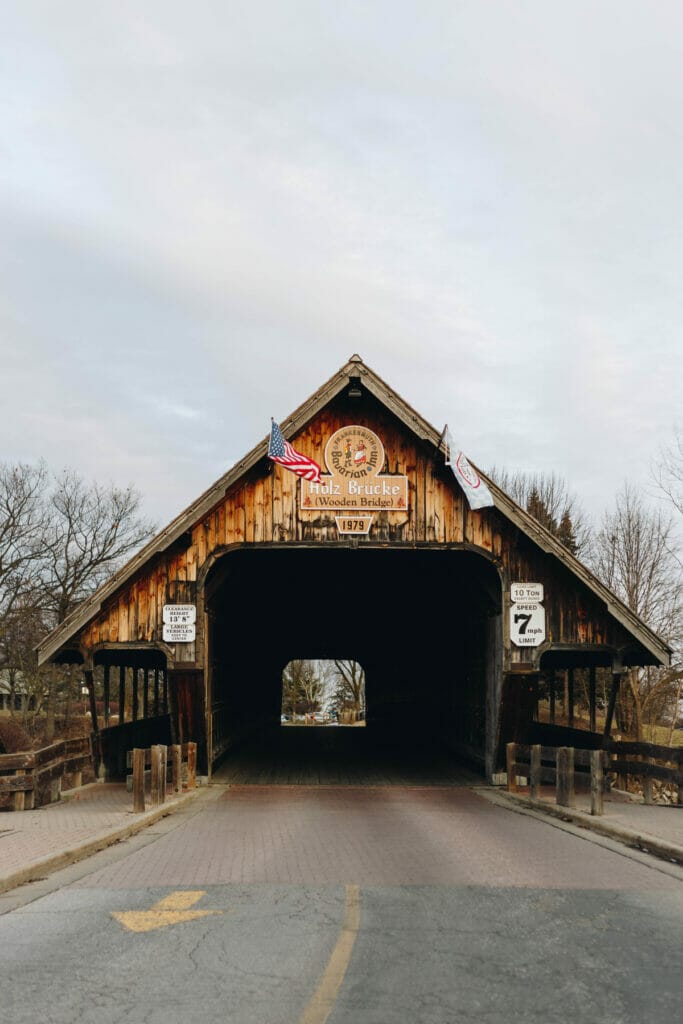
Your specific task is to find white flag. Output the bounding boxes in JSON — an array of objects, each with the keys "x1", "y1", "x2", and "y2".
[{"x1": 444, "y1": 427, "x2": 495, "y2": 510}]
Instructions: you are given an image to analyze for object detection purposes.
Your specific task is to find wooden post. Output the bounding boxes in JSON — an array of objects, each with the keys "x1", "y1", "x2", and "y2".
[
  {"x1": 549, "y1": 672, "x2": 556, "y2": 724},
  {"x1": 151, "y1": 745, "x2": 167, "y2": 805},
  {"x1": 590, "y1": 750, "x2": 604, "y2": 816},
  {"x1": 567, "y1": 668, "x2": 575, "y2": 728},
  {"x1": 142, "y1": 669, "x2": 149, "y2": 719},
  {"x1": 643, "y1": 776, "x2": 654, "y2": 805},
  {"x1": 103, "y1": 665, "x2": 110, "y2": 728},
  {"x1": 150, "y1": 744, "x2": 161, "y2": 805},
  {"x1": 187, "y1": 742, "x2": 197, "y2": 790},
  {"x1": 132, "y1": 748, "x2": 145, "y2": 813},
  {"x1": 132, "y1": 669, "x2": 139, "y2": 722},
  {"x1": 556, "y1": 747, "x2": 575, "y2": 808},
  {"x1": 603, "y1": 673, "x2": 621, "y2": 741},
  {"x1": 84, "y1": 668, "x2": 101, "y2": 778},
  {"x1": 171, "y1": 744, "x2": 182, "y2": 792},
  {"x1": 154, "y1": 669, "x2": 160, "y2": 717},
  {"x1": 13, "y1": 772, "x2": 26, "y2": 812},
  {"x1": 589, "y1": 666, "x2": 597, "y2": 733},
  {"x1": 506, "y1": 742, "x2": 517, "y2": 793},
  {"x1": 530, "y1": 744, "x2": 541, "y2": 800},
  {"x1": 155, "y1": 745, "x2": 167, "y2": 804},
  {"x1": 119, "y1": 666, "x2": 126, "y2": 723}
]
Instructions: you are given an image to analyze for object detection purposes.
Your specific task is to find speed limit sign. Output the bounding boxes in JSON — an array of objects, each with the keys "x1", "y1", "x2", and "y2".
[{"x1": 509, "y1": 602, "x2": 546, "y2": 647}]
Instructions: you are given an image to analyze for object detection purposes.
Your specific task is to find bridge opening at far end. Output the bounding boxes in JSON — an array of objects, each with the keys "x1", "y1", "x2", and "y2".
[{"x1": 281, "y1": 659, "x2": 366, "y2": 727}]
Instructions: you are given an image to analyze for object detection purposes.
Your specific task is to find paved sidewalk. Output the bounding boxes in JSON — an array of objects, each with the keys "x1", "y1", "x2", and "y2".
[
  {"x1": 481, "y1": 783, "x2": 683, "y2": 865},
  {"x1": 0, "y1": 782, "x2": 198, "y2": 895}
]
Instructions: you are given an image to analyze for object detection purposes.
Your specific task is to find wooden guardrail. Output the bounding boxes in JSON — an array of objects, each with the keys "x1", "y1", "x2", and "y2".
[
  {"x1": 605, "y1": 739, "x2": 683, "y2": 805},
  {"x1": 506, "y1": 743, "x2": 610, "y2": 816},
  {"x1": 127, "y1": 742, "x2": 197, "y2": 813},
  {"x1": 0, "y1": 736, "x2": 93, "y2": 811},
  {"x1": 506, "y1": 740, "x2": 683, "y2": 816}
]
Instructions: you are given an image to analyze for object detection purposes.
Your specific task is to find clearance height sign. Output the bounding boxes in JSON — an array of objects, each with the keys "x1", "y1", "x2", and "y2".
[{"x1": 300, "y1": 426, "x2": 409, "y2": 530}]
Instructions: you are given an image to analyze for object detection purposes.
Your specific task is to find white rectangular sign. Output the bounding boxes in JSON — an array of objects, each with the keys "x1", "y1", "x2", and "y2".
[
  {"x1": 511, "y1": 582, "x2": 544, "y2": 603},
  {"x1": 510, "y1": 602, "x2": 546, "y2": 647},
  {"x1": 162, "y1": 622, "x2": 196, "y2": 643},
  {"x1": 163, "y1": 604, "x2": 196, "y2": 625}
]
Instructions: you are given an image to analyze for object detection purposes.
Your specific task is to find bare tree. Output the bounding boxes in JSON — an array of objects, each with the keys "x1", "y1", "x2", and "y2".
[
  {"x1": 282, "y1": 659, "x2": 325, "y2": 717},
  {"x1": 487, "y1": 467, "x2": 590, "y2": 556},
  {"x1": 330, "y1": 659, "x2": 365, "y2": 720},
  {"x1": 590, "y1": 483, "x2": 682, "y2": 740},
  {"x1": 0, "y1": 461, "x2": 155, "y2": 740},
  {"x1": 41, "y1": 470, "x2": 155, "y2": 625},
  {"x1": 0, "y1": 462, "x2": 48, "y2": 639},
  {"x1": 654, "y1": 428, "x2": 683, "y2": 518}
]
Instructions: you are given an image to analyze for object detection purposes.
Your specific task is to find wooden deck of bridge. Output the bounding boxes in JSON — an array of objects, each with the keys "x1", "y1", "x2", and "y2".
[{"x1": 211, "y1": 728, "x2": 481, "y2": 786}]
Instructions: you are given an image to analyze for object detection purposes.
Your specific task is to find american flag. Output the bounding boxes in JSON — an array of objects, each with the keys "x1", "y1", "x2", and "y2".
[{"x1": 268, "y1": 420, "x2": 322, "y2": 483}]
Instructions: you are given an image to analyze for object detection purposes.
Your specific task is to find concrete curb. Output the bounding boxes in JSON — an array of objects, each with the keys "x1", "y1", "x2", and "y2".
[
  {"x1": 479, "y1": 787, "x2": 683, "y2": 867},
  {"x1": 0, "y1": 789, "x2": 200, "y2": 897}
]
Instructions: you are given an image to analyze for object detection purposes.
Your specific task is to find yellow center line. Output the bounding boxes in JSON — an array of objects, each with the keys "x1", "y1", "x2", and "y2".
[{"x1": 299, "y1": 884, "x2": 361, "y2": 1024}]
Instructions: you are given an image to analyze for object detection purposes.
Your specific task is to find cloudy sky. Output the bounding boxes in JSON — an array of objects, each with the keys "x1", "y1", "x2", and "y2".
[{"x1": 2, "y1": 1, "x2": 682, "y2": 529}]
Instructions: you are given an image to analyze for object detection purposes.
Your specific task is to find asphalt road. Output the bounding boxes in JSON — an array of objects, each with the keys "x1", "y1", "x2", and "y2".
[{"x1": 2, "y1": 785, "x2": 682, "y2": 1024}]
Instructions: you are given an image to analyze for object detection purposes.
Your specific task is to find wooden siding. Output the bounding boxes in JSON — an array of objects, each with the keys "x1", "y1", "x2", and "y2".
[{"x1": 79, "y1": 400, "x2": 639, "y2": 663}]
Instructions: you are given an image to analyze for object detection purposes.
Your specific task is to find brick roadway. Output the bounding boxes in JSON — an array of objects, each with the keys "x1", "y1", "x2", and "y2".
[{"x1": 74, "y1": 785, "x2": 679, "y2": 891}]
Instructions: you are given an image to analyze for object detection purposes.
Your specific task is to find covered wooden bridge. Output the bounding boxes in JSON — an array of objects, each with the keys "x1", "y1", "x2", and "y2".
[{"x1": 37, "y1": 356, "x2": 670, "y2": 783}]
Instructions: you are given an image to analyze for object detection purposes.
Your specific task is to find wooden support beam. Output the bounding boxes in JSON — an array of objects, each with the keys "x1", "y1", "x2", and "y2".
[
  {"x1": 132, "y1": 668, "x2": 139, "y2": 722},
  {"x1": 103, "y1": 665, "x2": 110, "y2": 728},
  {"x1": 549, "y1": 672, "x2": 556, "y2": 724},
  {"x1": 603, "y1": 672, "x2": 621, "y2": 742},
  {"x1": 83, "y1": 668, "x2": 101, "y2": 777},
  {"x1": 154, "y1": 669, "x2": 160, "y2": 717},
  {"x1": 142, "y1": 669, "x2": 149, "y2": 719},
  {"x1": 119, "y1": 666, "x2": 125, "y2": 724},
  {"x1": 567, "y1": 668, "x2": 575, "y2": 728},
  {"x1": 589, "y1": 665, "x2": 597, "y2": 733}
]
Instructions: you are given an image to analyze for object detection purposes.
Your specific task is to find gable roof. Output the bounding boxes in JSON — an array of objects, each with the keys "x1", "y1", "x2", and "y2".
[{"x1": 37, "y1": 355, "x2": 672, "y2": 667}]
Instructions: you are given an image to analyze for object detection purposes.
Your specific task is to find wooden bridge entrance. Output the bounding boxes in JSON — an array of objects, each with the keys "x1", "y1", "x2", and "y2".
[{"x1": 36, "y1": 356, "x2": 671, "y2": 784}]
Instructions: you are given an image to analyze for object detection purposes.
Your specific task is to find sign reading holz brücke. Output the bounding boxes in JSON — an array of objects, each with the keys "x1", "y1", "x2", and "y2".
[
  {"x1": 162, "y1": 604, "x2": 196, "y2": 643},
  {"x1": 300, "y1": 426, "x2": 409, "y2": 513}
]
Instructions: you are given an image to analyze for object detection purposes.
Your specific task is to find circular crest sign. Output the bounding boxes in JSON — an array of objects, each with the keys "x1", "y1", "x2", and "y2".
[{"x1": 325, "y1": 426, "x2": 384, "y2": 479}]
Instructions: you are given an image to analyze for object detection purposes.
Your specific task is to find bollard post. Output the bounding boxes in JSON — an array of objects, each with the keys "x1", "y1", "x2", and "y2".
[
  {"x1": 150, "y1": 745, "x2": 161, "y2": 806},
  {"x1": 171, "y1": 744, "x2": 182, "y2": 792},
  {"x1": 530, "y1": 744, "x2": 541, "y2": 800},
  {"x1": 506, "y1": 742, "x2": 517, "y2": 793},
  {"x1": 590, "y1": 749, "x2": 604, "y2": 816},
  {"x1": 556, "y1": 747, "x2": 575, "y2": 808},
  {"x1": 132, "y1": 748, "x2": 145, "y2": 813},
  {"x1": 187, "y1": 742, "x2": 197, "y2": 789}
]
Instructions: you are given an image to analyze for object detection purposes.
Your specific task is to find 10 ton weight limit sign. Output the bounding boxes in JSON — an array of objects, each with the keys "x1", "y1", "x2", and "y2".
[{"x1": 510, "y1": 583, "x2": 546, "y2": 647}]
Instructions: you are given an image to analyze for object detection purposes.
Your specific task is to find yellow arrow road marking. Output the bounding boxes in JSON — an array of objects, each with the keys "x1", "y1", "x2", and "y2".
[{"x1": 111, "y1": 890, "x2": 224, "y2": 933}]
